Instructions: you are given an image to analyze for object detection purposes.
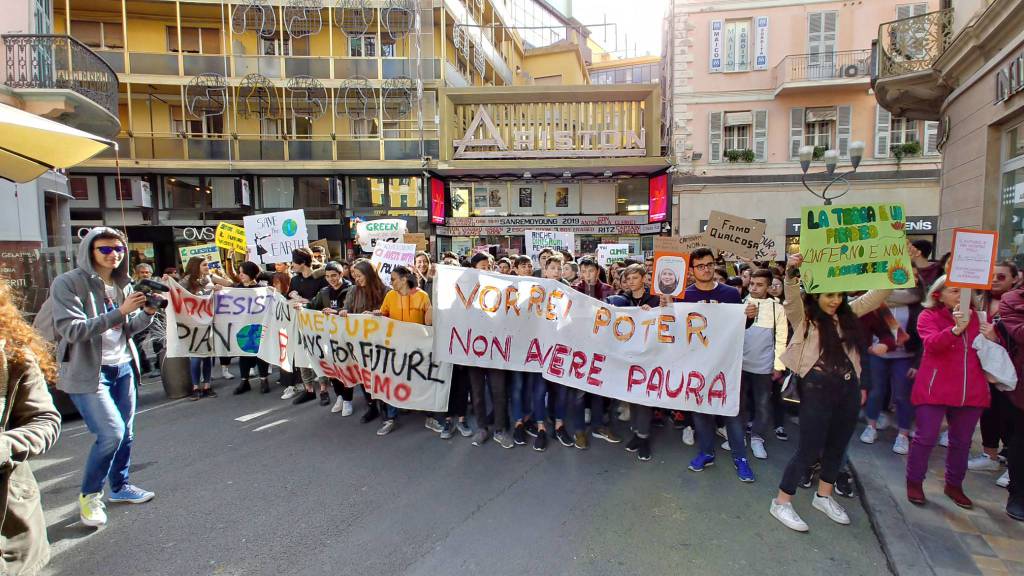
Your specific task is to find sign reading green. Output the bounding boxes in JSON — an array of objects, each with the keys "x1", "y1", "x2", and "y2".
[{"x1": 798, "y1": 203, "x2": 914, "y2": 293}]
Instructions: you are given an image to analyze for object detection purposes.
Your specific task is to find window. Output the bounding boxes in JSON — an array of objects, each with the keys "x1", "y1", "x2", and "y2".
[
  {"x1": 388, "y1": 177, "x2": 422, "y2": 208},
  {"x1": 347, "y1": 176, "x2": 386, "y2": 208},
  {"x1": 807, "y1": 12, "x2": 837, "y2": 67},
  {"x1": 167, "y1": 27, "x2": 220, "y2": 54},
  {"x1": 113, "y1": 178, "x2": 132, "y2": 201},
  {"x1": 890, "y1": 117, "x2": 918, "y2": 145},
  {"x1": 260, "y1": 176, "x2": 295, "y2": 209},
  {"x1": 724, "y1": 19, "x2": 751, "y2": 72},
  {"x1": 349, "y1": 34, "x2": 377, "y2": 57},
  {"x1": 381, "y1": 42, "x2": 396, "y2": 57},
  {"x1": 997, "y1": 121, "x2": 1024, "y2": 266},
  {"x1": 259, "y1": 33, "x2": 307, "y2": 56},
  {"x1": 69, "y1": 177, "x2": 90, "y2": 200},
  {"x1": 896, "y1": 3, "x2": 929, "y2": 19},
  {"x1": 164, "y1": 176, "x2": 207, "y2": 210},
  {"x1": 72, "y1": 20, "x2": 123, "y2": 49},
  {"x1": 805, "y1": 121, "x2": 833, "y2": 148},
  {"x1": 296, "y1": 177, "x2": 331, "y2": 208},
  {"x1": 170, "y1": 106, "x2": 223, "y2": 136},
  {"x1": 724, "y1": 125, "x2": 750, "y2": 152}
]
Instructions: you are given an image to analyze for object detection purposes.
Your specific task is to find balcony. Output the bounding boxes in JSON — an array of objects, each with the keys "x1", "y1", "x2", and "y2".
[
  {"x1": 773, "y1": 49, "x2": 871, "y2": 94},
  {"x1": 1, "y1": 34, "x2": 120, "y2": 138},
  {"x1": 873, "y1": 8, "x2": 954, "y2": 121}
]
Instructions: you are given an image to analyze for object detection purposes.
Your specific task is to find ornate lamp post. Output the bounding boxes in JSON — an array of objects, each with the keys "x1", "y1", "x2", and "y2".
[{"x1": 798, "y1": 140, "x2": 865, "y2": 205}]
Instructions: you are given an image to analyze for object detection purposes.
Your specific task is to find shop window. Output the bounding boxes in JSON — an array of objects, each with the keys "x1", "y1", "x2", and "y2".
[
  {"x1": 297, "y1": 177, "x2": 331, "y2": 208},
  {"x1": 723, "y1": 19, "x2": 750, "y2": 72},
  {"x1": 999, "y1": 121, "x2": 1024, "y2": 267},
  {"x1": 164, "y1": 176, "x2": 207, "y2": 210},
  {"x1": 615, "y1": 178, "x2": 649, "y2": 215},
  {"x1": 347, "y1": 176, "x2": 386, "y2": 208},
  {"x1": 208, "y1": 177, "x2": 237, "y2": 209},
  {"x1": 388, "y1": 176, "x2": 421, "y2": 208},
  {"x1": 260, "y1": 176, "x2": 295, "y2": 209}
]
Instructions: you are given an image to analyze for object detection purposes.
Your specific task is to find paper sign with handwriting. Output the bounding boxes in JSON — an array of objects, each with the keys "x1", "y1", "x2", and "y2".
[
  {"x1": 947, "y1": 229, "x2": 998, "y2": 290},
  {"x1": 705, "y1": 211, "x2": 766, "y2": 260}
]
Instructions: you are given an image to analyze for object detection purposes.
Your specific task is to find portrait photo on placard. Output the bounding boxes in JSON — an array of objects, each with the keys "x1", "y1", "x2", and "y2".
[{"x1": 653, "y1": 255, "x2": 688, "y2": 298}]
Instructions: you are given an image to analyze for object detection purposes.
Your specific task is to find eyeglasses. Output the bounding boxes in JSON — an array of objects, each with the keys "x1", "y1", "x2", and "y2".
[
  {"x1": 692, "y1": 263, "x2": 715, "y2": 271},
  {"x1": 94, "y1": 246, "x2": 126, "y2": 255}
]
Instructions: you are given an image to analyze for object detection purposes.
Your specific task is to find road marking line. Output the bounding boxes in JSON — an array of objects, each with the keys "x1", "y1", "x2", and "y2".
[
  {"x1": 252, "y1": 419, "x2": 288, "y2": 432},
  {"x1": 235, "y1": 409, "x2": 276, "y2": 423},
  {"x1": 61, "y1": 398, "x2": 188, "y2": 434}
]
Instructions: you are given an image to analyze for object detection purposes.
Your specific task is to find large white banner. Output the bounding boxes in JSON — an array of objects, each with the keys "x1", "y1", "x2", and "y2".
[
  {"x1": 244, "y1": 209, "x2": 309, "y2": 265},
  {"x1": 432, "y1": 266, "x2": 745, "y2": 416}
]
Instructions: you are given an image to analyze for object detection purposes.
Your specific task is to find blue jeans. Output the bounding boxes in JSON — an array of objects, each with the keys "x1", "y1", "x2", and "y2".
[
  {"x1": 509, "y1": 371, "x2": 534, "y2": 423},
  {"x1": 189, "y1": 357, "x2": 212, "y2": 386},
  {"x1": 572, "y1": 391, "x2": 604, "y2": 432},
  {"x1": 865, "y1": 355, "x2": 914, "y2": 431},
  {"x1": 532, "y1": 378, "x2": 567, "y2": 424},
  {"x1": 69, "y1": 363, "x2": 137, "y2": 495},
  {"x1": 693, "y1": 412, "x2": 748, "y2": 461}
]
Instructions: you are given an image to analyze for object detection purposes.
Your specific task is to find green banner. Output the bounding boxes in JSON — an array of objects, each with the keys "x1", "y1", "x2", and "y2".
[{"x1": 798, "y1": 203, "x2": 915, "y2": 293}]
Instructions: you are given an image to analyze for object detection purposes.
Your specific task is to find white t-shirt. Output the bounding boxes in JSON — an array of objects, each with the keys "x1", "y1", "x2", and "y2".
[{"x1": 101, "y1": 283, "x2": 133, "y2": 366}]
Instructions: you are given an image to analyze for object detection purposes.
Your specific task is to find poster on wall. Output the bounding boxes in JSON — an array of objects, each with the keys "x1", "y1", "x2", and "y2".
[
  {"x1": 179, "y1": 243, "x2": 222, "y2": 270},
  {"x1": 243, "y1": 209, "x2": 309, "y2": 265},
  {"x1": 510, "y1": 182, "x2": 543, "y2": 215},
  {"x1": 709, "y1": 20, "x2": 723, "y2": 73},
  {"x1": 354, "y1": 219, "x2": 408, "y2": 252},
  {"x1": 544, "y1": 182, "x2": 580, "y2": 214}
]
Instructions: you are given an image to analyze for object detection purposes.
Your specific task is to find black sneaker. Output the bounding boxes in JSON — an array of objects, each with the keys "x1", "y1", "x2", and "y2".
[
  {"x1": 360, "y1": 405, "x2": 380, "y2": 424},
  {"x1": 233, "y1": 380, "x2": 251, "y2": 395},
  {"x1": 625, "y1": 433, "x2": 641, "y2": 452},
  {"x1": 555, "y1": 426, "x2": 573, "y2": 447},
  {"x1": 319, "y1": 391, "x2": 331, "y2": 406},
  {"x1": 259, "y1": 378, "x2": 270, "y2": 394},
  {"x1": 524, "y1": 420, "x2": 540, "y2": 438},
  {"x1": 834, "y1": 471, "x2": 855, "y2": 498},
  {"x1": 202, "y1": 386, "x2": 217, "y2": 398},
  {"x1": 533, "y1": 430, "x2": 548, "y2": 452},
  {"x1": 189, "y1": 387, "x2": 201, "y2": 401},
  {"x1": 292, "y1": 390, "x2": 316, "y2": 405},
  {"x1": 637, "y1": 437, "x2": 652, "y2": 461},
  {"x1": 775, "y1": 426, "x2": 789, "y2": 441},
  {"x1": 1008, "y1": 495, "x2": 1024, "y2": 521},
  {"x1": 513, "y1": 424, "x2": 527, "y2": 445}
]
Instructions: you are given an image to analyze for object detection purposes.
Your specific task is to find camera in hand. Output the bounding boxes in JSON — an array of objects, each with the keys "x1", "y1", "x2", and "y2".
[{"x1": 135, "y1": 278, "x2": 169, "y2": 309}]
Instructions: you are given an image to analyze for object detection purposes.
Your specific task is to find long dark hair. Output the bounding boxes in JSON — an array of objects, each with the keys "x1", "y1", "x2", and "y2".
[
  {"x1": 803, "y1": 292, "x2": 863, "y2": 373},
  {"x1": 345, "y1": 260, "x2": 388, "y2": 313},
  {"x1": 183, "y1": 256, "x2": 206, "y2": 293}
]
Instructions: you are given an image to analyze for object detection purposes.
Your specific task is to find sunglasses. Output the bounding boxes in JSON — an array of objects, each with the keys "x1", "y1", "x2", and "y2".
[{"x1": 94, "y1": 246, "x2": 126, "y2": 255}]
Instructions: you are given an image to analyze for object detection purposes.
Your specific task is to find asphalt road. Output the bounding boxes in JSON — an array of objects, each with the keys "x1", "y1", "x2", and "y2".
[{"x1": 36, "y1": 375, "x2": 890, "y2": 576}]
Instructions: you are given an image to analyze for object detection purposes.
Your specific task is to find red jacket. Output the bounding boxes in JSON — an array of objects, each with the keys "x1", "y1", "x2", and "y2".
[
  {"x1": 911, "y1": 306, "x2": 990, "y2": 408},
  {"x1": 572, "y1": 280, "x2": 615, "y2": 302},
  {"x1": 997, "y1": 288, "x2": 1024, "y2": 410}
]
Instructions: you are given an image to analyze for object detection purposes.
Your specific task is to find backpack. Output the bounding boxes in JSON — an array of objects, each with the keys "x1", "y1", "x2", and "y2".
[{"x1": 31, "y1": 296, "x2": 58, "y2": 345}]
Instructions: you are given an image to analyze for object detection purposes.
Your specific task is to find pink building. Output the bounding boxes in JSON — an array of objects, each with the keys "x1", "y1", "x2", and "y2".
[{"x1": 663, "y1": 0, "x2": 943, "y2": 257}]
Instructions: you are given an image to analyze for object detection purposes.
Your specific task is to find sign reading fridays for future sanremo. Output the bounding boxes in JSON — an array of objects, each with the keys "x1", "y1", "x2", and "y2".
[
  {"x1": 244, "y1": 209, "x2": 309, "y2": 265},
  {"x1": 798, "y1": 203, "x2": 914, "y2": 294}
]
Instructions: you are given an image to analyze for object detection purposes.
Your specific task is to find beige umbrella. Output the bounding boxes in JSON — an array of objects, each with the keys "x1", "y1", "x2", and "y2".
[{"x1": 0, "y1": 102, "x2": 114, "y2": 183}]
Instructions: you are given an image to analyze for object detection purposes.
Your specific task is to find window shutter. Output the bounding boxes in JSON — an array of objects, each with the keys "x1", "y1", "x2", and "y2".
[
  {"x1": 924, "y1": 121, "x2": 939, "y2": 155},
  {"x1": 753, "y1": 109, "x2": 768, "y2": 161},
  {"x1": 709, "y1": 111, "x2": 723, "y2": 163},
  {"x1": 875, "y1": 105, "x2": 892, "y2": 158},
  {"x1": 896, "y1": 5, "x2": 912, "y2": 19},
  {"x1": 790, "y1": 107, "x2": 805, "y2": 160},
  {"x1": 823, "y1": 12, "x2": 837, "y2": 53},
  {"x1": 836, "y1": 105, "x2": 852, "y2": 158},
  {"x1": 807, "y1": 13, "x2": 822, "y2": 57},
  {"x1": 913, "y1": 3, "x2": 928, "y2": 16}
]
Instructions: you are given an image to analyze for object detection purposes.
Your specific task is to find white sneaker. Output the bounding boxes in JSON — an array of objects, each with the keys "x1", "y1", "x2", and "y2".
[
  {"x1": 331, "y1": 397, "x2": 346, "y2": 413},
  {"x1": 968, "y1": 454, "x2": 1002, "y2": 471},
  {"x1": 79, "y1": 492, "x2": 107, "y2": 528},
  {"x1": 751, "y1": 436, "x2": 768, "y2": 460},
  {"x1": 875, "y1": 413, "x2": 891, "y2": 431},
  {"x1": 892, "y1": 434, "x2": 910, "y2": 455},
  {"x1": 716, "y1": 426, "x2": 728, "y2": 440},
  {"x1": 280, "y1": 385, "x2": 297, "y2": 400},
  {"x1": 997, "y1": 470, "x2": 1010, "y2": 488},
  {"x1": 859, "y1": 426, "x2": 877, "y2": 445},
  {"x1": 812, "y1": 493, "x2": 850, "y2": 525},
  {"x1": 221, "y1": 366, "x2": 234, "y2": 380},
  {"x1": 770, "y1": 499, "x2": 809, "y2": 532},
  {"x1": 377, "y1": 419, "x2": 397, "y2": 436},
  {"x1": 341, "y1": 401, "x2": 353, "y2": 417},
  {"x1": 681, "y1": 426, "x2": 695, "y2": 446},
  {"x1": 618, "y1": 403, "x2": 631, "y2": 422},
  {"x1": 938, "y1": 430, "x2": 949, "y2": 447},
  {"x1": 721, "y1": 440, "x2": 731, "y2": 451}
]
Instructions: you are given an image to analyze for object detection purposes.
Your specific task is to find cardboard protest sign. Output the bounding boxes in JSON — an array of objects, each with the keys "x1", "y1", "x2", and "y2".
[
  {"x1": 719, "y1": 233, "x2": 780, "y2": 262},
  {"x1": 355, "y1": 219, "x2": 407, "y2": 252},
  {"x1": 524, "y1": 230, "x2": 574, "y2": 262},
  {"x1": 294, "y1": 310, "x2": 452, "y2": 412},
  {"x1": 705, "y1": 211, "x2": 766, "y2": 260},
  {"x1": 655, "y1": 234, "x2": 706, "y2": 255},
  {"x1": 597, "y1": 244, "x2": 630, "y2": 266},
  {"x1": 798, "y1": 203, "x2": 914, "y2": 294},
  {"x1": 244, "y1": 209, "x2": 309, "y2": 265},
  {"x1": 178, "y1": 243, "x2": 222, "y2": 270},
  {"x1": 947, "y1": 229, "x2": 998, "y2": 290},
  {"x1": 215, "y1": 222, "x2": 247, "y2": 254},
  {"x1": 370, "y1": 242, "x2": 416, "y2": 286},
  {"x1": 432, "y1": 266, "x2": 746, "y2": 416},
  {"x1": 403, "y1": 233, "x2": 428, "y2": 252}
]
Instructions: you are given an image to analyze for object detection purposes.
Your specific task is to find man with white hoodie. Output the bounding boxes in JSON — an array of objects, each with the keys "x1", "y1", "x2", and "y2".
[{"x1": 742, "y1": 269, "x2": 788, "y2": 460}]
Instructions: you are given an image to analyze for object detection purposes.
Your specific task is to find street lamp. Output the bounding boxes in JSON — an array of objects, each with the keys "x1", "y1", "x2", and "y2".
[{"x1": 799, "y1": 140, "x2": 865, "y2": 205}]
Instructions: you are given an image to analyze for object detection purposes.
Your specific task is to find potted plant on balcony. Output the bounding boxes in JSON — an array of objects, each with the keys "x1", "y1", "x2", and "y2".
[
  {"x1": 725, "y1": 148, "x2": 756, "y2": 163},
  {"x1": 812, "y1": 146, "x2": 828, "y2": 161},
  {"x1": 889, "y1": 140, "x2": 922, "y2": 169}
]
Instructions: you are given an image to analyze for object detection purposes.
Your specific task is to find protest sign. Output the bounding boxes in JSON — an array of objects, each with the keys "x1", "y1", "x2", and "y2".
[
  {"x1": 524, "y1": 230, "x2": 574, "y2": 262},
  {"x1": 798, "y1": 203, "x2": 914, "y2": 294},
  {"x1": 432, "y1": 266, "x2": 745, "y2": 416},
  {"x1": 356, "y1": 219, "x2": 407, "y2": 252},
  {"x1": 294, "y1": 310, "x2": 452, "y2": 411},
  {"x1": 370, "y1": 242, "x2": 416, "y2": 286},
  {"x1": 705, "y1": 211, "x2": 766, "y2": 260},
  {"x1": 164, "y1": 279, "x2": 272, "y2": 359},
  {"x1": 215, "y1": 222, "x2": 247, "y2": 254},
  {"x1": 597, "y1": 244, "x2": 630, "y2": 266},
  {"x1": 652, "y1": 251, "x2": 689, "y2": 298},
  {"x1": 655, "y1": 234, "x2": 706, "y2": 255},
  {"x1": 178, "y1": 243, "x2": 222, "y2": 270},
  {"x1": 947, "y1": 229, "x2": 998, "y2": 290},
  {"x1": 244, "y1": 209, "x2": 309, "y2": 265},
  {"x1": 403, "y1": 233, "x2": 428, "y2": 252}
]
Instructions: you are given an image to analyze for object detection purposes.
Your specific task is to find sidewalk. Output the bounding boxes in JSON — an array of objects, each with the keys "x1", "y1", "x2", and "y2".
[{"x1": 850, "y1": 427, "x2": 1024, "y2": 576}]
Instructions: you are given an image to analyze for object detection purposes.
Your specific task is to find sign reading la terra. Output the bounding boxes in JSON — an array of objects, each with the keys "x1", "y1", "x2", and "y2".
[{"x1": 452, "y1": 105, "x2": 646, "y2": 160}]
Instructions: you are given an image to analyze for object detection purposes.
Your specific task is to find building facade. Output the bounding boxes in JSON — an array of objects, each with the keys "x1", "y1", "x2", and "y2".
[
  {"x1": 663, "y1": 0, "x2": 944, "y2": 259},
  {"x1": 874, "y1": 0, "x2": 1024, "y2": 265}
]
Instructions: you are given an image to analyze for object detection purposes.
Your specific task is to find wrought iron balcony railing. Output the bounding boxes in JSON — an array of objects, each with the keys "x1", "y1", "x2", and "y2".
[
  {"x1": 774, "y1": 49, "x2": 872, "y2": 89},
  {"x1": 877, "y1": 8, "x2": 954, "y2": 79},
  {"x1": 2, "y1": 34, "x2": 119, "y2": 118}
]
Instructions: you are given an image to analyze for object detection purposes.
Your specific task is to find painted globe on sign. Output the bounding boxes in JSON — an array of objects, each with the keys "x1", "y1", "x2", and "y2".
[
  {"x1": 236, "y1": 324, "x2": 264, "y2": 354},
  {"x1": 282, "y1": 219, "x2": 298, "y2": 237}
]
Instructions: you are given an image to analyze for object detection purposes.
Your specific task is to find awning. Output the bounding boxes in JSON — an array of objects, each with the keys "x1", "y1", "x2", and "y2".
[
  {"x1": 805, "y1": 107, "x2": 837, "y2": 122},
  {"x1": 724, "y1": 111, "x2": 753, "y2": 126},
  {"x1": 0, "y1": 102, "x2": 113, "y2": 183}
]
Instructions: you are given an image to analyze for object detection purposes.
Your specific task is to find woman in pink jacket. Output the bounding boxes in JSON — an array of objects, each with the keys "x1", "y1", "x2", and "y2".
[{"x1": 907, "y1": 275, "x2": 995, "y2": 509}]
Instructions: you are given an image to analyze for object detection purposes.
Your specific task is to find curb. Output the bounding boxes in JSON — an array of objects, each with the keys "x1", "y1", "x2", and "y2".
[{"x1": 849, "y1": 452, "x2": 935, "y2": 576}]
